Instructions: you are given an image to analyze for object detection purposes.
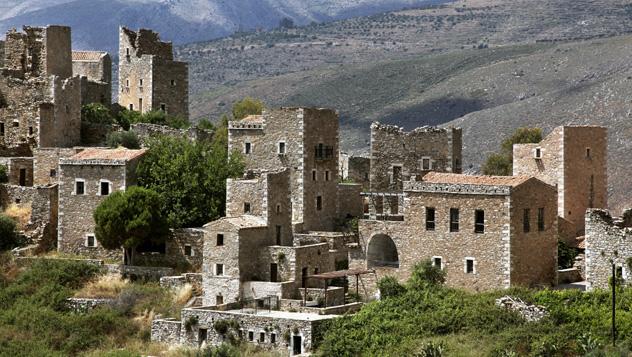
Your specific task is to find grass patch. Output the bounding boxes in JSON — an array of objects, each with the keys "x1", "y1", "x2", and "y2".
[{"x1": 75, "y1": 274, "x2": 130, "y2": 299}]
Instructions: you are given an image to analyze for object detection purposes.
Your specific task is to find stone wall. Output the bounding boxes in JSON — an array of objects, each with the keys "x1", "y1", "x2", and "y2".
[
  {"x1": 347, "y1": 156, "x2": 370, "y2": 189},
  {"x1": 151, "y1": 318, "x2": 182, "y2": 345},
  {"x1": 370, "y1": 122, "x2": 462, "y2": 191},
  {"x1": 152, "y1": 59, "x2": 189, "y2": 119},
  {"x1": 336, "y1": 183, "x2": 363, "y2": 220},
  {"x1": 81, "y1": 122, "x2": 119, "y2": 146},
  {"x1": 33, "y1": 147, "x2": 82, "y2": 185},
  {"x1": 135, "y1": 228, "x2": 204, "y2": 270},
  {"x1": 160, "y1": 273, "x2": 203, "y2": 291},
  {"x1": 0, "y1": 157, "x2": 33, "y2": 186},
  {"x1": 79, "y1": 76, "x2": 111, "y2": 107},
  {"x1": 585, "y1": 209, "x2": 632, "y2": 290},
  {"x1": 131, "y1": 123, "x2": 213, "y2": 143}
]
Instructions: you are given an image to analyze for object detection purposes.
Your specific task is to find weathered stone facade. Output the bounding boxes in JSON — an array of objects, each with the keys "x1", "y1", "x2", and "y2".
[
  {"x1": 135, "y1": 228, "x2": 205, "y2": 271},
  {"x1": 0, "y1": 157, "x2": 33, "y2": 186},
  {"x1": 585, "y1": 209, "x2": 632, "y2": 290},
  {"x1": 131, "y1": 123, "x2": 213, "y2": 143},
  {"x1": 352, "y1": 173, "x2": 558, "y2": 292},
  {"x1": 341, "y1": 154, "x2": 370, "y2": 189},
  {"x1": 228, "y1": 108, "x2": 342, "y2": 231},
  {"x1": 513, "y1": 126, "x2": 607, "y2": 240},
  {"x1": 72, "y1": 51, "x2": 112, "y2": 107},
  {"x1": 57, "y1": 148, "x2": 146, "y2": 260},
  {"x1": 369, "y1": 122, "x2": 462, "y2": 192},
  {"x1": 118, "y1": 27, "x2": 188, "y2": 119}
]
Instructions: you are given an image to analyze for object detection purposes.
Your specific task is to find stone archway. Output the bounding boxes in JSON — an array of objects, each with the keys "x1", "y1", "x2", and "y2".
[{"x1": 367, "y1": 234, "x2": 399, "y2": 268}]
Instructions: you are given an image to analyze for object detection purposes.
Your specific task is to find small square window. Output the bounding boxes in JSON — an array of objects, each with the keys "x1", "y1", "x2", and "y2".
[
  {"x1": 86, "y1": 234, "x2": 96, "y2": 247},
  {"x1": 75, "y1": 180, "x2": 85, "y2": 195},
  {"x1": 216, "y1": 295, "x2": 223, "y2": 305},
  {"x1": 216, "y1": 264, "x2": 224, "y2": 276},
  {"x1": 129, "y1": 103, "x2": 134, "y2": 111},
  {"x1": 184, "y1": 245, "x2": 193, "y2": 256},
  {"x1": 49, "y1": 169, "x2": 56, "y2": 177},
  {"x1": 466, "y1": 259, "x2": 475, "y2": 274},
  {"x1": 421, "y1": 157, "x2": 432, "y2": 170},
  {"x1": 12, "y1": 121, "x2": 19, "y2": 128},
  {"x1": 100, "y1": 181, "x2": 110, "y2": 196},
  {"x1": 278, "y1": 142, "x2": 286, "y2": 155},
  {"x1": 160, "y1": 103, "x2": 166, "y2": 112},
  {"x1": 244, "y1": 202, "x2": 251, "y2": 213},
  {"x1": 534, "y1": 147, "x2": 542, "y2": 159},
  {"x1": 244, "y1": 142, "x2": 252, "y2": 154},
  {"x1": 259, "y1": 332, "x2": 265, "y2": 343},
  {"x1": 432, "y1": 256, "x2": 442, "y2": 269},
  {"x1": 171, "y1": 79, "x2": 176, "y2": 86},
  {"x1": 316, "y1": 196, "x2": 322, "y2": 211},
  {"x1": 216, "y1": 234, "x2": 224, "y2": 246}
]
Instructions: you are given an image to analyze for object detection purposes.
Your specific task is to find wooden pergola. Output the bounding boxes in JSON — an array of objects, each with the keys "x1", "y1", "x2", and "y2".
[{"x1": 303, "y1": 268, "x2": 375, "y2": 306}]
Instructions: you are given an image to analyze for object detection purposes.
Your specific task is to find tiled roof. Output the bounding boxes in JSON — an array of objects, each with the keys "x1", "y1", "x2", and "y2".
[
  {"x1": 239, "y1": 115, "x2": 265, "y2": 123},
  {"x1": 72, "y1": 51, "x2": 107, "y2": 61},
  {"x1": 204, "y1": 215, "x2": 267, "y2": 229},
  {"x1": 422, "y1": 172, "x2": 532, "y2": 187},
  {"x1": 68, "y1": 148, "x2": 147, "y2": 162}
]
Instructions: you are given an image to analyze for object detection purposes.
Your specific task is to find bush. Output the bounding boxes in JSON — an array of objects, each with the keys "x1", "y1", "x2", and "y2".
[
  {"x1": 482, "y1": 127, "x2": 542, "y2": 176},
  {"x1": 408, "y1": 259, "x2": 446, "y2": 288},
  {"x1": 82, "y1": 103, "x2": 114, "y2": 124},
  {"x1": 0, "y1": 164, "x2": 8, "y2": 183},
  {"x1": 378, "y1": 276, "x2": 406, "y2": 298},
  {"x1": 0, "y1": 214, "x2": 20, "y2": 251},
  {"x1": 558, "y1": 241, "x2": 579, "y2": 269},
  {"x1": 232, "y1": 97, "x2": 264, "y2": 120},
  {"x1": 106, "y1": 130, "x2": 141, "y2": 149}
]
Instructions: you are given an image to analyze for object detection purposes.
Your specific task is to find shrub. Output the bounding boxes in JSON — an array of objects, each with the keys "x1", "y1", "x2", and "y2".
[
  {"x1": 106, "y1": 130, "x2": 141, "y2": 149},
  {"x1": 378, "y1": 276, "x2": 406, "y2": 298},
  {"x1": 0, "y1": 214, "x2": 20, "y2": 251},
  {"x1": 232, "y1": 97, "x2": 264, "y2": 120},
  {"x1": 0, "y1": 164, "x2": 7, "y2": 183},
  {"x1": 82, "y1": 103, "x2": 114, "y2": 124},
  {"x1": 408, "y1": 259, "x2": 446, "y2": 288}
]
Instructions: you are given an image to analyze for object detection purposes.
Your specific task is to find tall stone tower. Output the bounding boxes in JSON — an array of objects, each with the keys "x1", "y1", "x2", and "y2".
[{"x1": 118, "y1": 27, "x2": 188, "y2": 119}]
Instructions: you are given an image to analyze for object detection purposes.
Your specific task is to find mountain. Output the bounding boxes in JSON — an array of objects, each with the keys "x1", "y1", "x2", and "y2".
[{"x1": 0, "y1": 0, "x2": 450, "y2": 53}]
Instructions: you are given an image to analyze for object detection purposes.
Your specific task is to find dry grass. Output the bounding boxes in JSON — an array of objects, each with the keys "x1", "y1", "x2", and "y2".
[
  {"x1": 75, "y1": 274, "x2": 130, "y2": 299},
  {"x1": 173, "y1": 283, "x2": 194, "y2": 306},
  {"x1": 2, "y1": 203, "x2": 31, "y2": 230}
]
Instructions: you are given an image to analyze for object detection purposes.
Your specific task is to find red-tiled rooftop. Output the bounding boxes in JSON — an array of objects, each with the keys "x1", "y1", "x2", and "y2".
[
  {"x1": 71, "y1": 51, "x2": 107, "y2": 61},
  {"x1": 422, "y1": 172, "x2": 532, "y2": 187},
  {"x1": 68, "y1": 148, "x2": 146, "y2": 162}
]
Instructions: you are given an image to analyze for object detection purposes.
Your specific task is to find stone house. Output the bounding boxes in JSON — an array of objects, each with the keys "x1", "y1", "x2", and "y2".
[
  {"x1": 57, "y1": 148, "x2": 146, "y2": 260},
  {"x1": 585, "y1": 209, "x2": 632, "y2": 290},
  {"x1": 228, "y1": 108, "x2": 346, "y2": 232},
  {"x1": 0, "y1": 157, "x2": 33, "y2": 186},
  {"x1": 118, "y1": 27, "x2": 188, "y2": 119},
  {"x1": 369, "y1": 122, "x2": 462, "y2": 192},
  {"x1": 0, "y1": 25, "x2": 82, "y2": 152},
  {"x1": 72, "y1": 51, "x2": 112, "y2": 107},
  {"x1": 352, "y1": 172, "x2": 558, "y2": 292},
  {"x1": 513, "y1": 126, "x2": 607, "y2": 242}
]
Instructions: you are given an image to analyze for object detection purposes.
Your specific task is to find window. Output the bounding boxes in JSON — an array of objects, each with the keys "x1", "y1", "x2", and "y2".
[
  {"x1": 278, "y1": 141, "x2": 286, "y2": 155},
  {"x1": 99, "y1": 180, "x2": 111, "y2": 196},
  {"x1": 198, "y1": 328, "x2": 208, "y2": 345},
  {"x1": 12, "y1": 121, "x2": 18, "y2": 127},
  {"x1": 139, "y1": 79, "x2": 143, "y2": 86},
  {"x1": 215, "y1": 264, "x2": 224, "y2": 276},
  {"x1": 259, "y1": 332, "x2": 265, "y2": 342},
  {"x1": 129, "y1": 103, "x2": 134, "y2": 111},
  {"x1": 425, "y1": 207, "x2": 436, "y2": 231},
  {"x1": 216, "y1": 295, "x2": 223, "y2": 305},
  {"x1": 160, "y1": 103, "x2": 166, "y2": 112},
  {"x1": 216, "y1": 234, "x2": 224, "y2": 246},
  {"x1": 432, "y1": 256, "x2": 443, "y2": 270},
  {"x1": 312, "y1": 170, "x2": 317, "y2": 181},
  {"x1": 244, "y1": 202, "x2": 251, "y2": 213},
  {"x1": 126, "y1": 79, "x2": 129, "y2": 87},
  {"x1": 275, "y1": 225, "x2": 281, "y2": 245},
  {"x1": 248, "y1": 331, "x2": 254, "y2": 342},
  {"x1": 449, "y1": 208, "x2": 459, "y2": 232},
  {"x1": 523, "y1": 208, "x2": 531, "y2": 233},
  {"x1": 325, "y1": 170, "x2": 330, "y2": 181},
  {"x1": 28, "y1": 126, "x2": 33, "y2": 136},
  {"x1": 75, "y1": 179, "x2": 85, "y2": 195},
  {"x1": 276, "y1": 204, "x2": 281, "y2": 214},
  {"x1": 138, "y1": 98, "x2": 143, "y2": 112},
  {"x1": 184, "y1": 245, "x2": 193, "y2": 256},
  {"x1": 85, "y1": 234, "x2": 96, "y2": 247},
  {"x1": 316, "y1": 196, "x2": 322, "y2": 211},
  {"x1": 465, "y1": 258, "x2": 475, "y2": 274},
  {"x1": 270, "y1": 333, "x2": 276, "y2": 343},
  {"x1": 474, "y1": 210, "x2": 485, "y2": 233},
  {"x1": 244, "y1": 142, "x2": 252, "y2": 154},
  {"x1": 0, "y1": 123, "x2": 4, "y2": 135},
  {"x1": 171, "y1": 79, "x2": 176, "y2": 86},
  {"x1": 534, "y1": 147, "x2": 542, "y2": 159},
  {"x1": 125, "y1": 48, "x2": 130, "y2": 56},
  {"x1": 586, "y1": 147, "x2": 591, "y2": 158},
  {"x1": 538, "y1": 208, "x2": 545, "y2": 231},
  {"x1": 391, "y1": 165, "x2": 402, "y2": 184},
  {"x1": 421, "y1": 157, "x2": 432, "y2": 170},
  {"x1": 49, "y1": 169, "x2": 56, "y2": 177}
]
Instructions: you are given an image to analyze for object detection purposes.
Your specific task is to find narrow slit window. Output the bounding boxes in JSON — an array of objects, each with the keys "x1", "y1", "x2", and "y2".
[
  {"x1": 523, "y1": 208, "x2": 531, "y2": 233},
  {"x1": 474, "y1": 210, "x2": 485, "y2": 234},
  {"x1": 450, "y1": 208, "x2": 459, "y2": 232},
  {"x1": 425, "y1": 207, "x2": 435, "y2": 231},
  {"x1": 538, "y1": 208, "x2": 545, "y2": 231}
]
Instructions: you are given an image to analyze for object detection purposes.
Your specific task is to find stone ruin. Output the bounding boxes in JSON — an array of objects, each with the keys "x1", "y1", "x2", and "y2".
[{"x1": 495, "y1": 296, "x2": 548, "y2": 322}]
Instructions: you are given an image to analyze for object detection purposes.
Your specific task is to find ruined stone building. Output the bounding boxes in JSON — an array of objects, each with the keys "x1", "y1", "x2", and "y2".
[
  {"x1": 0, "y1": 25, "x2": 82, "y2": 152},
  {"x1": 352, "y1": 172, "x2": 558, "y2": 292},
  {"x1": 228, "y1": 108, "x2": 359, "y2": 232},
  {"x1": 72, "y1": 51, "x2": 112, "y2": 107},
  {"x1": 340, "y1": 152, "x2": 370, "y2": 189},
  {"x1": 584, "y1": 209, "x2": 632, "y2": 290},
  {"x1": 513, "y1": 126, "x2": 607, "y2": 242},
  {"x1": 118, "y1": 27, "x2": 188, "y2": 119},
  {"x1": 369, "y1": 122, "x2": 462, "y2": 192},
  {"x1": 57, "y1": 148, "x2": 146, "y2": 260}
]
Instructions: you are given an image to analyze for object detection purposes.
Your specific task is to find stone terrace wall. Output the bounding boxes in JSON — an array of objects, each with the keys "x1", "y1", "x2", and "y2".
[
  {"x1": 0, "y1": 184, "x2": 58, "y2": 246},
  {"x1": 131, "y1": 123, "x2": 212, "y2": 144}
]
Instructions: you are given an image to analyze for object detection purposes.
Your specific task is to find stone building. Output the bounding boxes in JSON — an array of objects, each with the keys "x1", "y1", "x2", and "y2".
[
  {"x1": 513, "y1": 126, "x2": 607, "y2": 241},
  {"x1": 228, "y1": 108, "x2": 342, "y2": 232},
  {"x1": 72, "y1": 51, "x2": 112, "y2": 107},
  {"x1": 585, "y1": 209, "x2": 632, "y2": 290},
  {"x1": 118, "y1": 27, "x2": 188, "y2": 119},
  {"x1": 340, "y1": 152, "x2": 370, "y2": 189},
  {"x1": 57, "y1": 148, "x2": 146, "y2": 260},
  {"x1": 369, "y1": 122, "x2": 462, "y2": 192},
  {"x1": 0, "y1": 25, "x2": 82, "y2": 152},
  {"x1": 0, "y1": 157, "x2": 33, "y2": 186},
  {"x1": 352, "y1": 172, "x2": 558, "y2": 292}
]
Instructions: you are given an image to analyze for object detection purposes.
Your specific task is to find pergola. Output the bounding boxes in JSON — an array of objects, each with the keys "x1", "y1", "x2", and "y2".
[{"x1": 303, "y1": 268, "x2": 376, "y2": 306}]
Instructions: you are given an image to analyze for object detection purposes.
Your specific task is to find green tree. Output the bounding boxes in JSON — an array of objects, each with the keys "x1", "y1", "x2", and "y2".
[
  {"x1": 0, "y1": 214, "x2": 21, "y2": 251},
  {"x1": 482, "y1": 127, "x2": 542, "y2": 175},
  {"x1": 93, "y1": 186, "x2": 169, "y2": 265},
  {"x1": 82, "y1": 103, "x2": 114, "y2": 124},
  {"x1": 115, "y1": 108, "x2": 139, "y2": 130},
  {"x1": 377, "y1": 276, "x2": 406, "y2": 298},
  {"x1": 196, "y1": 118, "x2": 216, "y2": 131},
  {"x1": 106, "y1": 131, "x2": 141, "y2": 149},
  {"x1": 136, "y1": 135, "x2": 244, "y2": 228},
  {"x1": 0, "y1": 165, "x2": 8, "y2": 183},
  {"x1": 232, "y1": 97, "x2": 264, "y2": 120}
]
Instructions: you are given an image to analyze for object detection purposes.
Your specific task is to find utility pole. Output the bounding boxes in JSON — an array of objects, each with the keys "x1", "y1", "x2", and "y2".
[{"x1": 612, "y1": 262, "x2": 616, "y2": 347}]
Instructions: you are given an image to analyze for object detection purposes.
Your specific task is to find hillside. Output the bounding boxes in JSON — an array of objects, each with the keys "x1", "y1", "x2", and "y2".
[{"x1": 0, "y1": 0, "x2": 449, "y2": 53}]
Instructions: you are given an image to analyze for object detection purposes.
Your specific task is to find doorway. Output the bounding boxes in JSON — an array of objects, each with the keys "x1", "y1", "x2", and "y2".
[
  {"x1": 292, "y1": 335, "x2": 302, "y2": 355},
  {"x1": 270, "y1": 263, "x2": 278, "y2": 283}
]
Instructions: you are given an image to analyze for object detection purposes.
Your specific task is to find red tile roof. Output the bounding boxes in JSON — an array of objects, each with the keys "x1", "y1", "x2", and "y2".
[
  {"x1": 422, "y1": 172, "x2": 532, "y2": 187},
  {"x1": 68, "y1": 148, "x2": 146, "y2": 162}
]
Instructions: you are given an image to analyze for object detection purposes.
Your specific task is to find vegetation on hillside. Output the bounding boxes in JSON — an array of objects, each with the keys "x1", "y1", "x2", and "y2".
[
  {"x1": 94, "y1": 186, "x2": 169, "y2": 265},
  {"x1": 0, "y1": 164, "x2": 8, "y2": 183},
  {"x1": 0, "y1": 214, "x2": 20, "y2": 251},
  {"x1": 319, "y1": 260, "x2": 632, "y2": 356},
  {"x1": 482, "y1": 127, "x2": 542, "y2": 176}
]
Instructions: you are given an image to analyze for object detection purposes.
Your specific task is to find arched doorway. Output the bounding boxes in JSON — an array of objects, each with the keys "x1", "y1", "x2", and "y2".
[{"x1": 367, "y1": 234, "x2": 399, "y2": 268}]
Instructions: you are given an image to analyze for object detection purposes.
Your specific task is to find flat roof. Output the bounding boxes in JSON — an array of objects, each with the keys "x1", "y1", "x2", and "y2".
[
  {"x1": 67, "y1": 148, "x2": 146, "y2": 162},
  {"x1": 224, "y1": 308, "x2": 337, "y2": 321},
  {"x1": 308, "y1": 268, "x2": 375, "y2": 280},
  {"x1": 422, "y1": 172, "x2": 532, "y2": 187}
]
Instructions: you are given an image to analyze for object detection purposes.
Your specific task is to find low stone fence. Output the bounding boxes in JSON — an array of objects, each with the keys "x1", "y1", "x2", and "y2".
[
  {"x1": 299, "y1": 287, "x2": 345, "y2": 307},
  {"x1": 105, "y1": 264, "x2": 175, "y2": 281},
  {"x1": 151, "y1": 317, "x2": 182, "y2": 344},
  {"x1": 160, "y1": 273, "x2": 203, "y2": 292},
  {"x1": 66, "y1": 297, "x2": 114, "y2": 313},
  {"x1": 558, "y1": 268, "x2": 582, "y2": 284}
]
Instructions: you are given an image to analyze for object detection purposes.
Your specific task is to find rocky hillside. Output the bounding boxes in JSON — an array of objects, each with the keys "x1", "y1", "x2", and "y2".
[{"x1": 0, "y1": 0, "x2": 449, "y2": 52}]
